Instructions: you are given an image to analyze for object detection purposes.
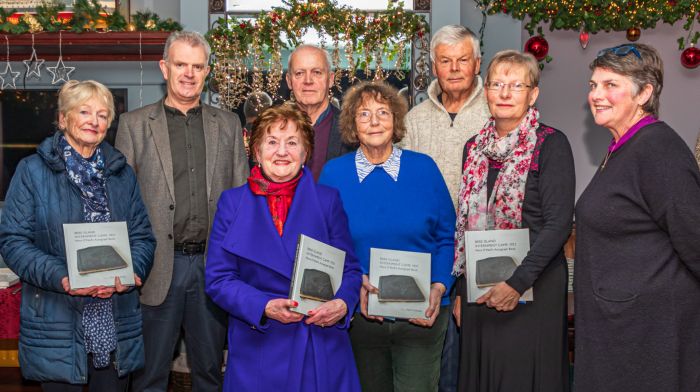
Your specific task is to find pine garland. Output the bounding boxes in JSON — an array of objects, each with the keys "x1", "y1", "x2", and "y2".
[
  {"x1": 476, "y1": 0, "x2": 699, "y2": 49},
  {"x1": 0, "y1": 0, "x2": 181, "y2": 33}
]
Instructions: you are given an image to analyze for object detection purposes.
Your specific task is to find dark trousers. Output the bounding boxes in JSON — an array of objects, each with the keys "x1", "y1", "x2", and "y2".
[
  {"x1": 132, "y1": 253, "x2": 227, "y2": 392},
  {"x1": 438, "y1": 302, "x2": 460, "y2": 392},
  {"x1": 41, "y1": 356, "x2": 128, "y2": 392},
  {"x1": 350, "y1": 306, "x2": 449, "y2": 392}
]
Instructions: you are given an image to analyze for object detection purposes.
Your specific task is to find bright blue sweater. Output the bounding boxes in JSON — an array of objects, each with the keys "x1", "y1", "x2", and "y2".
[{"x1": 319, "y1": 149, "x2": 456, "y2": 305}]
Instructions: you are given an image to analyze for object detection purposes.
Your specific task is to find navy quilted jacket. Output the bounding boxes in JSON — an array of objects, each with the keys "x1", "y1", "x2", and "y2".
[{"x1": 0, "y1": 132, "x2": 156, "y2": 384}]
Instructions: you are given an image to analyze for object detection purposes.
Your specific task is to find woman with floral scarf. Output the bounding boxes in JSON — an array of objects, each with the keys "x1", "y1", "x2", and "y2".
[{"x1": 453, "y1": 50, "x2": 574, "y2": 392}]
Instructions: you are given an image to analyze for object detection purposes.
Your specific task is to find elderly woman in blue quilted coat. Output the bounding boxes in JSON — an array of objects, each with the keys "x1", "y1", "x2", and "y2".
[{"x1": 0, "y1": 80, "x2": 155, "y2": 392}]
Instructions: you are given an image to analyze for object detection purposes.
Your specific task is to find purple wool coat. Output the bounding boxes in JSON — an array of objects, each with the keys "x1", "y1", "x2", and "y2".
[{"x1": 205, "y1": 167, "x2": 362, "y2": 392}]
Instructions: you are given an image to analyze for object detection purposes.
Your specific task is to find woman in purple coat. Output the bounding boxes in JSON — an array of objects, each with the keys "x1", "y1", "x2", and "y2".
[{"x1": 205, "y1": 102, "x2": 362, "y2": 392}]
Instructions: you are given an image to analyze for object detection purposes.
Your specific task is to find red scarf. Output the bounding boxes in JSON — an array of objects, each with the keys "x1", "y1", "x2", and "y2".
[{"x1": 248, "y1": 166, "x2": 302, "y2": 236}]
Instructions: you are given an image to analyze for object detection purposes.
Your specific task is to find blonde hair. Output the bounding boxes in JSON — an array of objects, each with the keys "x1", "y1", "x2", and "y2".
[
  {"x1": 58, "y1": 80, "x2": 115, "y2": 127},
  {"x1": 486, "y1": 50, "x2": 541, "y2": 87}
]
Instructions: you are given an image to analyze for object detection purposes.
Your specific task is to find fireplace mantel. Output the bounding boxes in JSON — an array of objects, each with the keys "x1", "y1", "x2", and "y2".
[{"x1": 7, "y1": 32, "x2": 170, "y2": 62}]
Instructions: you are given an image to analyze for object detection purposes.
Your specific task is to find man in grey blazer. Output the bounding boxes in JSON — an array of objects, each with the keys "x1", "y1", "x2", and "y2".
[{"x1": 115, "y1": 31, "x2": 248, "y2": 392}]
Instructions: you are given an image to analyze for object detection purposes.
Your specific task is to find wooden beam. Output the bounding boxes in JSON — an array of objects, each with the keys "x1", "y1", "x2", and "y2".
[{"x1": 5, "y1": 32, "x2": 170, "y2": 62}]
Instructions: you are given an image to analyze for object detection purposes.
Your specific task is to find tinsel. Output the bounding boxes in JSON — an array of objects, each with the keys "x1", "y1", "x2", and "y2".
[{"x1": 207, "y1": 0, "x2": 427, "y2": 110}]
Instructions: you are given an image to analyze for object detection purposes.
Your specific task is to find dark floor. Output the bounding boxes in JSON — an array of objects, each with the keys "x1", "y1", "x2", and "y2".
[
  {"x1": 0, "y1": 367, "x2": 180, "y2": 392},
  {"x1": 0, "y1": 367, "x2": 43, "y2": 392}
]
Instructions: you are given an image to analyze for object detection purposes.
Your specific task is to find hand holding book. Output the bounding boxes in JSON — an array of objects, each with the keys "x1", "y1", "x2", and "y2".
[
  {"x1": 476, "y1": 281, "x2": 520, "y2": 312},
  {"x1": 61, "y1": 274, "x2": 142, "y2": 298},
  {"x1": 264, "y1": 299, "x2": 304, "y2": 324},
  {"x1": 305, "y1": 299, "x2": 348, "y2": 327},
  {"x1": 359, "y1": 274, "x2": 383, "y2": 322},
  {"x1": 408, "y1": 282, "x2": 446, "y2": 328}
]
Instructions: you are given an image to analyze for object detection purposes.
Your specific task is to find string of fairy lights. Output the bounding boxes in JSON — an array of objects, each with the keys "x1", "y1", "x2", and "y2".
[
  {"x1": 207, "y1": 0, "x2": 428, "y2": 110},
  {"x1": 475, "y1": 0, "x2": 699, "y2": 68}
]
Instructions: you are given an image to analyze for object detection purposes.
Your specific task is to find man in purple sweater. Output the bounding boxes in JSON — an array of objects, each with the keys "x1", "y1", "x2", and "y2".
[{"x1": 286, "y1": 44, "x2": 352, "y2": 180}]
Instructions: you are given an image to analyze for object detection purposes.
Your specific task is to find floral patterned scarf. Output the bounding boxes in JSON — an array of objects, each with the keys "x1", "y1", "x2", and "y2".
[
  {"x1": 453, "y1": 107, "x2": 539, "y2": 276},
  {"x1": 248, "y1": 165, "x2": 302, "y2": 236}
]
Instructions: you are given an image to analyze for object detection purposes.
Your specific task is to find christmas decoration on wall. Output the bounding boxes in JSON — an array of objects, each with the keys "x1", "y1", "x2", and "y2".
[
  {"x1": 525, "y1": 35, "x2": 549, "y2": 61},
  {"x1": 476, "y1": 0, "x2": 699, "y2": 69},
  {"x1": 626, "y1": 27, "x2": 641, "y2": 42},
  {"x1": 678, "y1": 11, "x2": 700, "y2": 68},
  {"x1": 22, "y1": 12, "x2": 43, "y2": 33},
  {"x1": 0, "y1": 1, "x2": 182, "y2": 34},
  {"x1": 579, "y1": 29, "x2": 589, "y2": 49},
  {"x1": 681, "y1": 45, "x2": 700, "y2": 69},
  {"x1": 476, "y1": 0, "x2": 697, "y2": 37},
  {"x1": 208, "y1": 0, "x2": 428, "y2": 110},
  {"x1": 46, "y1": 31, "x2": 75, "y2": 85},
  {"x1": 0, "y1": 35, "x2": 20, "y2": 89},
  {"x1": 22, "y1": 33, "x2": 44, "y2": 79}
]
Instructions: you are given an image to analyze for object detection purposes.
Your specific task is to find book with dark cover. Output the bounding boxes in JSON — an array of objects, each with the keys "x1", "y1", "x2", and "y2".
[
  {"x1": 464, "y1": 229, "x2": 533, "y2": 302},
  {"x1": 300, "y1": 268, "x2": 334, "y2": 302},
  {"x1": 77, "y1": 245, "x2": 128, "y2": 275},
  {"x1": 368, "y1": 248, "x2": 431, "y2": 319},
  {"x1": 475, "y1": 256, "x2": 518, "y2": 288},
  {"x1": 378, "y1": 275, "x2": 425, "y2": 302},
  {"x1": 63, "y1": 222, "x2": 134, "y2": 289},
  {"x1": 289, "y1": 234, "x2": 346, "y2": 316}
]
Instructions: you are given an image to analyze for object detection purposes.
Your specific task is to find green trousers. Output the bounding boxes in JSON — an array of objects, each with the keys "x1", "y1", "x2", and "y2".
[{"x1": 349, "y1": 306, "x2": 449, "y2": 392}]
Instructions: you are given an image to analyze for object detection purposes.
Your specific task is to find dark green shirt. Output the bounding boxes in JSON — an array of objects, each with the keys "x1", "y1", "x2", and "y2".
[{"x1": 164, "y1": 103, "x2": 209, "y2": 243}]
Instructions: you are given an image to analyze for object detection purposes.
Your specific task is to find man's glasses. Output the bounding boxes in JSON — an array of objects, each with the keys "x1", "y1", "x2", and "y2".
[
  {"x1": 485, "y1": 81, "x2": 531, "y2": 93},
  {"x1": 597, "y1": 44, "x2": 642, "y2": 59},
  {"x1": 356, "y1": 109, "x2": 393, "y2": 123}
]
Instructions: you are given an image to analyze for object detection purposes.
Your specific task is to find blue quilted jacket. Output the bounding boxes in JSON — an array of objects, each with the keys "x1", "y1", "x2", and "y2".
[{"x1": 0, "y1": 132, "x2": 156, "y2": 384}]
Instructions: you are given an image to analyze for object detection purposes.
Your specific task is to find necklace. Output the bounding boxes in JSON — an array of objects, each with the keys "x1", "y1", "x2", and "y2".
[{"x1": 600, "y1": 150, "x2": 613, "y2": 170}]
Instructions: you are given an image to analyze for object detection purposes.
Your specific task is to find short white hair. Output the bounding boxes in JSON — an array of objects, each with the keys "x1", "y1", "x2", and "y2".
[
  {"x1": 430, "y1": 25, "x2": 480, "y2": 61},
  {"x1": 287, "y1": 44, "x2": 333, "y2": 72}
]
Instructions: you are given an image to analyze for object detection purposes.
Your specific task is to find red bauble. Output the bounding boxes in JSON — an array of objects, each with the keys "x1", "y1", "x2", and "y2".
[
  {"x1": 525, "y1": 36, "x2": 549, "y2": 61},
  {"x1": 681, "y1": 46, "x2": 700, "y2": 69}
]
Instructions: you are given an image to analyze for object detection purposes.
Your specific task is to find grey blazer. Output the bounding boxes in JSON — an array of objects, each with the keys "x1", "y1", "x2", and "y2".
[{"x1": 115, "y1": 99, "x2": 249, "y2": 306}]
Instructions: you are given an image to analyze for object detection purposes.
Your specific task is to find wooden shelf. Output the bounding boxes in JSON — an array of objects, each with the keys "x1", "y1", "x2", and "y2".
[
  {"x1": 0, "y1": 339, "x2": 18, "y2": 367},
  {"x1": 6, "y1": 32, "x2": 170, "y2": 62}
]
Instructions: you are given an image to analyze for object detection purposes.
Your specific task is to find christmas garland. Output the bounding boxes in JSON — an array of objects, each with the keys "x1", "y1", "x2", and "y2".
[
  {"x1": 476, "y1": 0, "x2": 698, "y2": 49},
  {"x1": 475, "y1": 0, "x2": 699, "y2": 68},
  {"x1": 207, "y1": 0, "x2": 428, "y2": 109},
  {"x1": 0, "y1": 0, "x2": 182, "y2": 34}
]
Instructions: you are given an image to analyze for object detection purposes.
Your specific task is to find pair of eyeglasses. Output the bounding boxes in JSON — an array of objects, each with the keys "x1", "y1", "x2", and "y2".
[
  {"x1": 356, "y1": 109, "x2": 393, "y2": 123},
  {"x1": 485, "y1": 81, "x2": 531, "y2": 92},
  {"x1": 597, "y1": 44, "x2": 642, "y2": 59}
]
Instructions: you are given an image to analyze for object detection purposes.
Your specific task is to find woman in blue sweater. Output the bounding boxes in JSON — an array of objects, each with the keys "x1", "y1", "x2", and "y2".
[{"x1": 319, "y1": 81, "x2": 455, "y2": 392}]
